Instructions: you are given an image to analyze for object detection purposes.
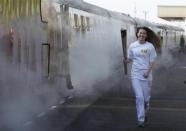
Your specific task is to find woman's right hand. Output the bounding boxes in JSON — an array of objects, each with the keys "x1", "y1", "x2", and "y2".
[{"x1": 123, "y1": 59, "x2": 130, "y2": 63}]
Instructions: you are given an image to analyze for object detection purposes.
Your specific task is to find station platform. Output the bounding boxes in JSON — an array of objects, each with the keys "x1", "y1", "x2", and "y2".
[{"x1": 1, "y1": 49, "x2": 186, "y2": 131}]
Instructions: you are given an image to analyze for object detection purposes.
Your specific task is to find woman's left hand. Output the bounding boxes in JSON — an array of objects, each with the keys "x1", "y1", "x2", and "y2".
[{"x1": 143, "y1": 72, "x2": 149, "y2": 78}]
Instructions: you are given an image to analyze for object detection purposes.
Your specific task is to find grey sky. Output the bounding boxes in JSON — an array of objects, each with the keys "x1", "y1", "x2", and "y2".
[{"x1": 84, "y1": 0, "x2": 186, "y2": 20}]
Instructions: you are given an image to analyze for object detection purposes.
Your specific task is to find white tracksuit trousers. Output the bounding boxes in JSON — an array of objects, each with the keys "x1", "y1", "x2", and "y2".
[{"x1": 131, "y1": 78, "x2": 152, "y2": 122}]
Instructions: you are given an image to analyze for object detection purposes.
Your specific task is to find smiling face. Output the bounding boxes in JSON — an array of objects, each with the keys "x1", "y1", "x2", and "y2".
[{"x1": 137, "y1": 28, "x2": 147, "y2": 43}]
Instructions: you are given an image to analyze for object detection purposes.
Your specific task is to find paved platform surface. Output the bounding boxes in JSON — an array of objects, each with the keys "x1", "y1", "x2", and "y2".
[
  {"x1": 1, "y1": 50, "x2": 186, "y2": 131},
  {"x1": 20, "y1": 53, "x2": 186, "y2": 131}
]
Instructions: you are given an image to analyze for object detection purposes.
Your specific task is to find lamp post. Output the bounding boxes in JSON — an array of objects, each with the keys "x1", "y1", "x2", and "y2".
[{"x1": 143, "y1": 10, "x2": 148, "y2": 20}]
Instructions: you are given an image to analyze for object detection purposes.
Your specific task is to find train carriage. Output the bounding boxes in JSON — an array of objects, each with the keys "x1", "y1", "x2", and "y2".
[
  {"x1": 0, "y1": 0, "x2": 184, "y2": 126},
  {"x1": 57, "y1": 1, "x2": 138, "y2": 96},
  {"x1": 0, "y1": 0, "x2": 184, "y2": 102}
]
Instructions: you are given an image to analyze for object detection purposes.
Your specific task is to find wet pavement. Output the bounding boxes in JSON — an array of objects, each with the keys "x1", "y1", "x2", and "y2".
[
  {"x1": 22, "y1": 96, "x2": 186, "y2": 131},
  {"x1": 1, "y1": 50, "x2": 186, "y2": 131},
  {"x1": 20, "y1": 51, "x2": 186, "y2": 131}
]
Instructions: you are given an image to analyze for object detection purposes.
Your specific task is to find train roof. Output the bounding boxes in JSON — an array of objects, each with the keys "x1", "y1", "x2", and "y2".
[
  {"x1": 57, "y1": 0, "x2": 184, "y2": 32},
  {"x1": 156, "y1": 23, "x2": 184, "y2": 31},
  {"x1": 57, "y1": 0, "x2": 136, "y2": 24},
  {"x1": 134, "y1": 17, "x2": 157, "y2": 28},
  {"x1": 135, "y1": 17, "x2": 184, "y2": 32}
]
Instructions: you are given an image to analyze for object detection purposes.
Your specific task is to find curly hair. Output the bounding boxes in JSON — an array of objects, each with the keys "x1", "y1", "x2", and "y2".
[{"x1": 136, "y1": 26, "x2": 161, "y2": 51}]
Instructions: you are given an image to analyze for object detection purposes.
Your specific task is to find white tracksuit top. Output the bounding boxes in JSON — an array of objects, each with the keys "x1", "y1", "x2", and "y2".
[{"x1": 128, "y1": 41, "x2": 157, "y2": 81}]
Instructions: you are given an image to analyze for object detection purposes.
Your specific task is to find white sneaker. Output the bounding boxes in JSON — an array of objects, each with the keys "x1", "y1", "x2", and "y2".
[{"x1": 138, "y1": 121, "x2": 145, "y2": 127}]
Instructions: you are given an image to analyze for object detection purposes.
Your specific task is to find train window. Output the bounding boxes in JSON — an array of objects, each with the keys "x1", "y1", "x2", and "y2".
[
  {"x1": 23, "y1": 44, "x2": 29, "y2": 68},
  {"x1": 80, "y1": 15, "x2": 86, "y2": 30},
  {"x1": 174, "y1": 32, "x2": 176, "y2": 42},
  {"x1": 17, "y1": 37, "x2": 21, "y2": 64},
  {"x1": 41, "y1": 43, "x2": 50, "y2": 77},
  {"x1": 86, "y1": 17, "x2": 90, "y2": 30},
  {"x1": 74, "y1": 14, "x2": 79, "y2": 28},
  {"x1": 7, "y1": 28, "x2": 14, "y2": 62},
  {"x1": 30, "y1": 44, "x2": 36, "y2": 71}
]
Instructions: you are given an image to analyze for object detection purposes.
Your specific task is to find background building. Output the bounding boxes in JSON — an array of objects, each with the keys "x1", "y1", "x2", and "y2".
[{"x1": 158, "y1": 6, "x2": 186, "y2": 33}]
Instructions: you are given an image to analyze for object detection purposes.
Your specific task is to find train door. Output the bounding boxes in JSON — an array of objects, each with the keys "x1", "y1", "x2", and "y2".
[
  {"x1": 42, "y1": 43, "x2": 50, "y2": 77},
  {"x1": 120, "y1": 30, "x2": 128, "y2": 75},
  {"x1": 60, "y1": 4, "x2": 74, "y2": 89},
  {"x1": 165, "y1": 31, "x2": 168, "y2": 47},
  {"x1": 157, "y1": 31, "x2": 163, "y2": 54},
  {"x1": 43, "y1": 3, "x2": 73, "y2": 90}
]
